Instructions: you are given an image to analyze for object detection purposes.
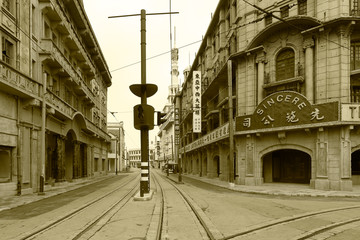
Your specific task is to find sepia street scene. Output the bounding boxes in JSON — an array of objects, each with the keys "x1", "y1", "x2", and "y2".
[{"x1": 1, "y1": 0, "x2": 360, "y2": 239}]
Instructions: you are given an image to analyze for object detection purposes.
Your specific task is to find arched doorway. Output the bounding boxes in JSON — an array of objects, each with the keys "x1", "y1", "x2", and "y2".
[
  {"x1": 263, "y1": 149, "x2": 311, "y2": 183},
  {"x1": 351, "y1": 150, "x2": 360, "y2": 185}
]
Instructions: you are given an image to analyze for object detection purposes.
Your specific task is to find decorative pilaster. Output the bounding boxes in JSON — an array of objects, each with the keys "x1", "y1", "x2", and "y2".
[
  {"x1": 340, "y1": 126, "x2": 352, "y2": 190},
  {"x1": 303, "y1": 37, "x2": 314, "y2": 103},
  {"x1": 336, "y1": 23, "x2": 353, "y2": 102},
  {"x1": 256, "y1": 52, "x2": 266, "y2": 105},
  {"x1": 74, "y1": 141, "x2": 80, "y2": 179},
  {"x1": 245, "y1": 135, "x2": 254, "y2": 176},
  {"x1": 313, "y1": 128, "x2": 329, "y2": 190},
  {"x1": 245, "y1": 134, "x2": 261, "y2": 185},
  {"x1": 56, "y1": 135, "x2": 66, "y2": 181}
]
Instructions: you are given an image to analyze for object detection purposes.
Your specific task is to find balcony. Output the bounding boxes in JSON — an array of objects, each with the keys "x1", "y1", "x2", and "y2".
[
  {"x1": 40, "y1": 0, "x2": 96, "y2": 75},
  {"x1": 73, "y1": 80, "x2": 96, "y2": 105},
  {"x1": 40, "y1": 39, "x2": 96, "y2": 105},
  {"x1": 0, "y1": 62, "x2": 40, "y2": 99},
  {"x1": 85, "y1": 118, "x2": 111, "y2": 142},
  {"x1": 40, "y1": 39, "x2": 80, "y2": 83},
  {"x1": 45, "y1": 90, "x2": 109, "y2": 141},
  {"x1": 46, "y1": 90, "x2": 75, "y2": 120}
]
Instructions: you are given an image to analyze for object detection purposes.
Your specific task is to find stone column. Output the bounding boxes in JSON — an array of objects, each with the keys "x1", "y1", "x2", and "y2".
[
  {"x1": 340, "y1": 126, "x2": 352, "y2": 190},
  {"x1": 245, "y1": 134, "x2": 256, "y2": 185},
  {"x1": 207, "y1": 145, "x2": 215, "y2": 178},
  {"x1": 313, "y1": 128, "x2": 329, "y2": 190},
  {"x1": 74, "y1": 141, "x2": 80, "y2": 179},
  {"x1": 89, "y1": 145, "x2": 94, "y2": 177},
  {"x1": 56, "y1": 136, "x2": 66, "y2": 182},
  {"x1": 198, "y1": 150, "x2": 202, "y2": 177},
  {"x1": 304, "y1": 38, "x2": 314, "y2": 103}
]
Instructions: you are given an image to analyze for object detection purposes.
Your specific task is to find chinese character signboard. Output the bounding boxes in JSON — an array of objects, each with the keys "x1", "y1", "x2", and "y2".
[
  {"x1": 181, "y1": 123, "x2": 230, "y2": 153},
  {"x1": 236, "y1": 91, "x2": 339, "y2": 132},
  {"x1": 174, "y1": 108, "x2": 180, "y2": 145},
  {"x1": 193, "y1": 71, "x2": 201, "y2": 133},
  {"x1": 156, "y1": 141, "x2": 160, "y2": 156}
]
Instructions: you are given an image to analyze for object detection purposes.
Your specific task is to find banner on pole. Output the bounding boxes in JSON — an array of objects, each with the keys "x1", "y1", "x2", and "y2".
[{"x1": 193, "y1": 71, "x2": 201, "y2": 133}]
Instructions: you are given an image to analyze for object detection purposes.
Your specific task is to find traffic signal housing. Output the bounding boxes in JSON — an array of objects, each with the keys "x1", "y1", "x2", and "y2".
[{"x1": 156, "y1": 111, "x2": 167, "y2": 126}]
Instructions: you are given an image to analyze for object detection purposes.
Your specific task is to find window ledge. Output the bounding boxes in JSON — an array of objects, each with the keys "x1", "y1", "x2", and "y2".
[
  {"x1": 204, "y1": 110, "x2": 219, "y2": 119},
  {"x1": 351, "y1": 69, "x2": 360, "y2": 76},
  {"x1": 263, "y1": 76, "x2": 304, "y2": 89}
]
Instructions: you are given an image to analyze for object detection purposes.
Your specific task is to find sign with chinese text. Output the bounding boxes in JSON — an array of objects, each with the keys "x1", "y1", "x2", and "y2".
[
  {"x1": 193, "y1": 71, "x2": 202, "y2": 133},
  {"x1": 236, "y1": 91, "x2": 339, "y2": 131},
  {"x1": 180, "y1": 123, "x2": 229, "y2": 153},
  {"x1": 174, "y1": 108, "x2": 180, "y2": 145}
]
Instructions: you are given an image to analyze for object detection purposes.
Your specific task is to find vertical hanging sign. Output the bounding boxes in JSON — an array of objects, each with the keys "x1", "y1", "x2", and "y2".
[
  {"x1": 174, "y1": 108, "x2": 180, "y2": 145},
  {"x1": 193, "y1": 71, "x2": 201, "y2": 133}
]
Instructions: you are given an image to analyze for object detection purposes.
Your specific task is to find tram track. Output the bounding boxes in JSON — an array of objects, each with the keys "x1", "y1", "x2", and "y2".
[
  {"x1": 151, "y1": 170, "x2": 223, "y2": 240},
  {"x1": 5, "y1": 170, "x2": 360, "y2": 240},
  {"x1": 292, "y1": 216, "x2": 360, "y2": 240},
  {"x1": 220, "y1": 204, "x2": 360, "y2": 239},
  {"x1": 18, "y1": 174, "x2": 139, "y2": 240},
  {"x1": 157, "y1": 173, "x2": 360, "y2": 240}
]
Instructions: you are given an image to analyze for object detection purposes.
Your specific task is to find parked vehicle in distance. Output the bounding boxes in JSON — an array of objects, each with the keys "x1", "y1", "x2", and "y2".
[{"x1": 163, "y1": 162, "x2": 178, "y2": 173}]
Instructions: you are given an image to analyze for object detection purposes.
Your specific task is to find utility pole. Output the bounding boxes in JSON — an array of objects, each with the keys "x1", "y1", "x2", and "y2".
[
  {"x1": 110, "y1": 10, "x2": 178, "y2": 198},
  {"x1": 39, "y1": 72, "x2": 47, "y2": 195},
  {"x1": 115, "y1": 134, "x2": 117, "y2": 175},
  {"x1": 112, "y1": 10, "x2": 155, "y2": 197},
  {"x1": 228, "y1": 60, "x2": 234, "y2": 186}
]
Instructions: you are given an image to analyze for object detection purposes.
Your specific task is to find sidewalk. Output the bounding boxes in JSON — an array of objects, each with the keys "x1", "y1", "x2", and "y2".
[
  {"x1": 0, "y1": 173, "x2": 122, "y2": 212},
  {"x1": 165, "y1": 171, "x2": 360, "y2": 198}
]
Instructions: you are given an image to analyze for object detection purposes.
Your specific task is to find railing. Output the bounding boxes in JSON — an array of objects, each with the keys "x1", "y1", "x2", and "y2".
[
  {"x1": 40, "y1": 39, "x2": 96, "y2": 105},
  {"x1": 46, "y1": 90, "x2": 75, "y2": 119},
  {"x1": 351, "y1": 0, "x2": 360, "y2": 16},
  {"x1": 40, "y1": 39, "x2": 80, "y2": 85},
  {"x1": 85, "y1": 118, "x2": 111, "y2": 142},
  {"x1": 40, "y1": 0, "x2": 96, "y2": 74},
  {"x1": 0, "y1": 62, "x2": 40, "y2": 98}
]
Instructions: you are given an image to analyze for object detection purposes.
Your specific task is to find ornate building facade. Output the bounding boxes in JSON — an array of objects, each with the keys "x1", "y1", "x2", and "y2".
[
  {"x1": 157, "y1": 38, "x2": 180, "y2": 167},
  {"x1": 177, "y1": 0, "x2": 360, "y2": 191},
  {"x1": 0, "y1": 0, "x2": 111, "y2": 196}
]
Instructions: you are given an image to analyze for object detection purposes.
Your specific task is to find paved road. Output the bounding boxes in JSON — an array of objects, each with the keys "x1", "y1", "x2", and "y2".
[{"x1": 1, "y1": 169, "x2": 360, "y2": 239}]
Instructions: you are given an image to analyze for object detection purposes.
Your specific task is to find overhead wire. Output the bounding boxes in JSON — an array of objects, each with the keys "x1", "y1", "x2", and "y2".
[
  {"x1": 110, "y1": 0, "x2": 352, "y2": 73},
  {"x1": 241, "y1": 0, "x2": 351, "y2": 50},
  {"x1": 109, "y1": 111, "x2": 138, "y2": 147}
]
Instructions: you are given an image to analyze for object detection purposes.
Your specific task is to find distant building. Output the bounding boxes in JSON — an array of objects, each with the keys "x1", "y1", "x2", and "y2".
[
  {"x1": 0, "y1": 0, "x2": 111, "y2": 197},
  {"x1": 107, "y1": 122, "x2": 125, "y2": 173},
  {"x1": 157, "y1": 36, "x2": 180, "y2": 168},
  {"x1": 128, "y1": 142, "x2": 155, "y2": 168},
  {"x1": 128, "y1": 149, "x2": 141, "y2": 168}
]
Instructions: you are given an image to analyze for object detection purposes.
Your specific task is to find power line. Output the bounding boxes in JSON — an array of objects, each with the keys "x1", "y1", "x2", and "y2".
[
  {"x1": 110, "y1": 39, "x2": 202, "y2": 73},
  {"x1": 109, "y1": 0, "x2": 352, "y2": 73},
  {"x1": 241, "y1": 0, "x2": 350, "y2": 50}
]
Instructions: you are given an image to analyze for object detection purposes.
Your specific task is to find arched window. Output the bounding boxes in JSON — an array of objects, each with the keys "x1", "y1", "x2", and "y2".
[{"x1": 276, "y1": 48, "x2": 295, "y2": 81}]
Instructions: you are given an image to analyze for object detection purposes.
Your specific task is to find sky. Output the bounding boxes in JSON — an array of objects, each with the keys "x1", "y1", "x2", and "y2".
[{"x1": 83, "y1": 0, "x2": 219, "y2": 149}]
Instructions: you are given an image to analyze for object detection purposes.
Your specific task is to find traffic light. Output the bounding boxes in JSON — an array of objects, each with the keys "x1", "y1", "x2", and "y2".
[{"x1": 156, "y1": 111, "x2": 167, "y2": 126}]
